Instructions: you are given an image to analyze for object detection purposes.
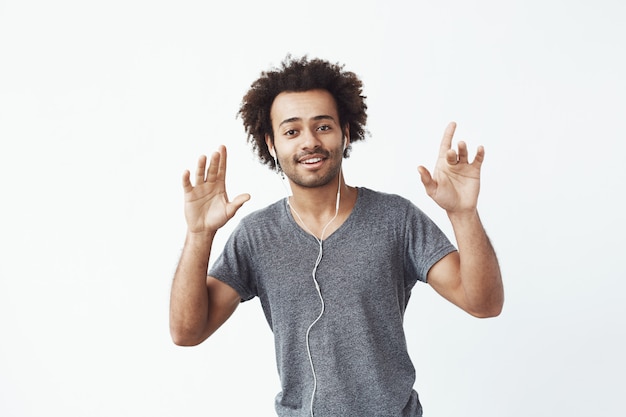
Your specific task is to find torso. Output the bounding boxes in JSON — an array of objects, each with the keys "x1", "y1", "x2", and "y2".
[{"x1": 287, "y1": 185, "x2": 358, "y2": 240}]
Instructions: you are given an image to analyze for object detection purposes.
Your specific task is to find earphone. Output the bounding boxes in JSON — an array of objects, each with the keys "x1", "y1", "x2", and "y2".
[
  {"x1": 288, "y1": 174, "x2": 341, "y2": 417},
  {"x1": 272, "y1": 144, "x2": 342, "y2": 417},
  {"x1": 270, "y1": 148, "x2": 279, "y2": 171}
]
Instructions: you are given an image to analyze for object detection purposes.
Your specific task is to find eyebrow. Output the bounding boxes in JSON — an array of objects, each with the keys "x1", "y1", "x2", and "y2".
[{"x1": 278, "y1": 115, "x2": 336, "y2": 128}]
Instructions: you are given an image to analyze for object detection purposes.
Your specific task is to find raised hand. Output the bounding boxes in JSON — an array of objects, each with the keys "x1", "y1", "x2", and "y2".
[
  {"x1": 182, "y1": 145, "x2": 250, "y2": 234},
  {"x1": 417, "y1": 122, "x2": 484, "y2": 214}
]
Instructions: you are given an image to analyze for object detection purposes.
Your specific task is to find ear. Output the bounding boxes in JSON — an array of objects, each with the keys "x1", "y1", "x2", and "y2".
[
  {"x1": 265, "y1": 134, "x2": 276, "y2": 158},
  {"x1": 342, "y1": 124, "x2": 350, "y2": 151}
]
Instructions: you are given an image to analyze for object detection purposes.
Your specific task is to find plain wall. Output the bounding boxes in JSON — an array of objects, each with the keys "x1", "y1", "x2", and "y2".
[{"x1": 1, "y1": 0, "x2": 624, "y2": 416}]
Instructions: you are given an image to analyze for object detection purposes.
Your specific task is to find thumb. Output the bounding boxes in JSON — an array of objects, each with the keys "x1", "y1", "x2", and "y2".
[
  {"x1": 417, "y1": 166, "x2": 436, "y2": 196},
  {"x1": 229, "y1": 193, "x2": 251, "y2": 212}
]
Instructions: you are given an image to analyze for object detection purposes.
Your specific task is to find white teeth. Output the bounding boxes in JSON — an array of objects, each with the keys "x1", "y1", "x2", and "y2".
[{"x1": 302, "y1": 158, "x2": 322, "y2": 164}]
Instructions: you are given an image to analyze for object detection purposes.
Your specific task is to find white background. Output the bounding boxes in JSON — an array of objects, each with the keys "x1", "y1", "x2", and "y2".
[{"x1": 1, "y1": 0, "x2": 625, "y2": 416}]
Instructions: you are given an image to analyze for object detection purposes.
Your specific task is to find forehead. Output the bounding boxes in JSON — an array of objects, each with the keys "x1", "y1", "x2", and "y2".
[{"x1": 270, "y1": 89, "x2": 339, "y2": 125}]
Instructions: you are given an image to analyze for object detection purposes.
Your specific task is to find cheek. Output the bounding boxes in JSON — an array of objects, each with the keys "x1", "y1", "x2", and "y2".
[
  {"x1": 278, "y1": 140, "x2": 299, "y2": 153},
  {"x1": 273, "y1": 144, "x2": 291, "y2": 161}
]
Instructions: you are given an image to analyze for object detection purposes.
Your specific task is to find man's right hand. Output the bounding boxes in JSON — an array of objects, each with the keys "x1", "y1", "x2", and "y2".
[{"x1": 182, "y1": 145, "x2": 250, "y2": 234}]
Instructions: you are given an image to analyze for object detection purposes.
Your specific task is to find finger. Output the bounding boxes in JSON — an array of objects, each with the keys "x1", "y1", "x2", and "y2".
[
  {"x1": 182, "y1": 170, "x2": 193, "y2": 193},
  {"x1": 195, "y1": 155, "x2": 208, "y2": 184},
  {"x1": 206, "y1": 150, "x2": 221, "y2": 184},
  {"x1": 227, "y1": 193, "x2": 251, "y2": 217},
  {"x1": 446, "y1": 149, "x2": 459, "y2": 165},
  {"x1": 457, "y1": 141, "x2": 468, "y2": 164},
  {"x1": 217, "y1": 145, "x2": 227, "y2": 182},
  {"x1": 231, "y1": 193, "x2": 251, "y2": 209},
  {"x1": 438, "y1": 121, "x2": 457, "y2": 157},
  {"x1": 417, "y1": 166, "x2": 436, "y2": 197},
  {"x1": 472, "y1": 145, "x2": 485, "y2": 167}
]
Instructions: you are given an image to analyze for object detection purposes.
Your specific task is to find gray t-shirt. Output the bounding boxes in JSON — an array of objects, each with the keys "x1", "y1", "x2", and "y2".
[{"x1": 210, "y1": 187, "x2": 456, "y2": 416}]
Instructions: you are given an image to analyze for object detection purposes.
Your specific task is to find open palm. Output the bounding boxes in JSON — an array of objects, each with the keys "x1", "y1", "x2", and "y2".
[
  {"x1": 418, "y1": 122, "x2": 484, "y2": 214},
  {"x1": 182, "y1": 146, "x2": 250, "y2": 234}
]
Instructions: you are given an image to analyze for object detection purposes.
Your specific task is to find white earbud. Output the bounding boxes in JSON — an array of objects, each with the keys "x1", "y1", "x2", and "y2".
[{"x1": 270, "y1": 149, "x2": 281, "y2": 173}]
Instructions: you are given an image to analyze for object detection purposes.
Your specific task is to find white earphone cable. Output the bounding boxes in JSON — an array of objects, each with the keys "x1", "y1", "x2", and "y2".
[
  {"x1": 287, "y1": 174, "x2": 341, "y2": 417},
  {"x1": 273, "y1": 147, "x2": 344, "y2": 417}
]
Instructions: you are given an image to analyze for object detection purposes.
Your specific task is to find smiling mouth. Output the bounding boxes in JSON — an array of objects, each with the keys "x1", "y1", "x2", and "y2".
[{"x1": 301, "y1": 157, "x2": 324, "y2": 165}]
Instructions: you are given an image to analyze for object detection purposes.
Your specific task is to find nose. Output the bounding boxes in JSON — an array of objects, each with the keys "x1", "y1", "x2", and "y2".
[{"x1": 301, "y1": 128, "x2": 321, "y2": 150}]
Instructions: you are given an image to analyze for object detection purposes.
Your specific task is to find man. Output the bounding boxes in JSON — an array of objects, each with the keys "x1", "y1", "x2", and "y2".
[{"x1": 169, "y1": 56, "x2": 503, "y2": 417}]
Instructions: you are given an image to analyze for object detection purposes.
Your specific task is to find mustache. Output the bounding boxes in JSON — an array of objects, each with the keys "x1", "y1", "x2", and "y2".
[{"x1": 293, "y1": 149, "x2": 331, "y2": 161}]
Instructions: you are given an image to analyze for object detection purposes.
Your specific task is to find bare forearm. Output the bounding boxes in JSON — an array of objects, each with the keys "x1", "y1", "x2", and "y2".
[
  {"x1": 449, "y1": 210, "x2": 504, "y2": 317},
  {"x1": 169, "y1": 230, "x2": 216, "y2": 345}
]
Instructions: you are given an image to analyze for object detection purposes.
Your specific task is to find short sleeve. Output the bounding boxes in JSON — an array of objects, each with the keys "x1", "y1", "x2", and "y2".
[
  {"x1": 209, "y1": 222, "x2": 257, "y2": 302},
  {"x1": 404, "y1": 203, "x2": 457, "y2": 286}
]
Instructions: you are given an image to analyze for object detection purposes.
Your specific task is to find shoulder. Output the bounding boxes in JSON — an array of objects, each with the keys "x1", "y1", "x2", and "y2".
[
  {"x1": 229, "y1": 199, "x2": 289, "y2": 242},
  {"x1": 355, "y1": 188, "x2": 437, "y2": 230},
  {"x1": 358, "y1": 187, "x2": 415, "y2": 213},
  {"x1": 238, "y1": 199, "x2": 286, "y2": 226}
]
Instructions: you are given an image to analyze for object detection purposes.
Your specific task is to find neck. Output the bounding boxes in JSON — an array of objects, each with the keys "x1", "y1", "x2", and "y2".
[
  {"x1": 285, "y1": 172, "x2": 358, "y2": 241},
  {"x1": 287, "y1": 173, "x2": 347, "y2": 218}
]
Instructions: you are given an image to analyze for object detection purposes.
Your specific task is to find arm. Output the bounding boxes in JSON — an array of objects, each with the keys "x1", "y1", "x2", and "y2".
[
  {"x1": 169, "y1": 146, "x2": 250, "y2": 346},
  {"x1": 418, "y1": 122, "x2": 503, "y2": 318}
]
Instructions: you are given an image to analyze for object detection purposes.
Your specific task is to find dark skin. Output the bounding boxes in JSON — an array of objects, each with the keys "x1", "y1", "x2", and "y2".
[{"x1": 169, "y1": 89, "x2": 503, "y2": 346}]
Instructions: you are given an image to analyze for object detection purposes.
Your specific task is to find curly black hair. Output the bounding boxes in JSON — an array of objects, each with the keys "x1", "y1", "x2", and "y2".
[{"x1": 238, "y1": 55, "x2": 368, "y2": 170}]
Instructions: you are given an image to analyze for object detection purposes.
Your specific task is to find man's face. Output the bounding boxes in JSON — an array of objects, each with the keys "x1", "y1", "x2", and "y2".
[{"x1": 267, "y1": 89, "x2": 348, "y2": 189}]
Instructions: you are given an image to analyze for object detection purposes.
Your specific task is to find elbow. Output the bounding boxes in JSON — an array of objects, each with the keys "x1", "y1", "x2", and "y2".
[
  {"x1": 470, "y1": 305, "x2": 502, "y2": 319},
  {"x1": 171, "y1": 334, "x2": 202, "y2": 347},
  {"x1": 468, "y1": 298, "x2": 504, "y2": 319},
  {"x1": 468, "y1": 282, "x2": 505, "y2": 318},
  {"x1": 169, "y1": 324, "x2": 208, "y2": 347}
]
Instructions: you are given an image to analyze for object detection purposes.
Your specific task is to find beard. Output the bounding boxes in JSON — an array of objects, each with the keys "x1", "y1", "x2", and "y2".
[{"x1": 279, "y1": 143, "x2": 344, "y2": 189}]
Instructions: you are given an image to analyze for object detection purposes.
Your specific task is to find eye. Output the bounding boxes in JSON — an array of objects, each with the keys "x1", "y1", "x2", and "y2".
[
  {"x1": 284, "y1": 129, "x2": 298, "y2": 137},
  {"x1": 316, "y1": 125, "x2": 331, "y2": 132}
]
